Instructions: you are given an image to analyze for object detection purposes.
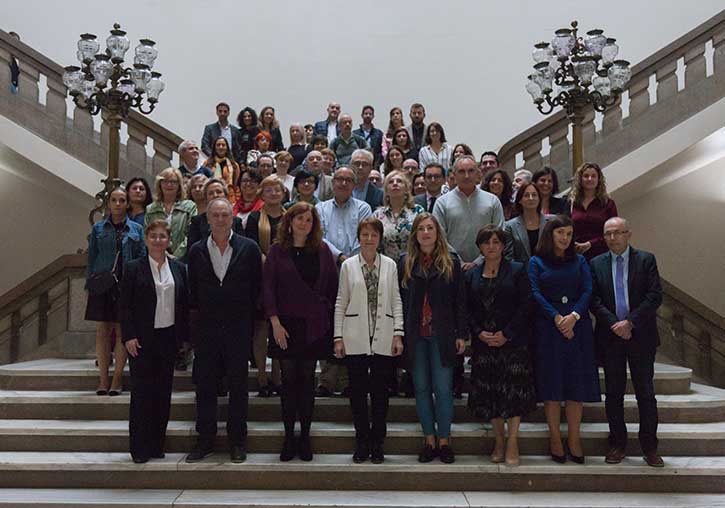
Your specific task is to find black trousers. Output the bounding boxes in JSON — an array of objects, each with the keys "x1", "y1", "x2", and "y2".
[
  {"x1": 128, "y1": 326, "x2": 176, "y2": 460},
  {"x1": 346, "y1": 354, "x2": 395, "y2": 444},
  {"x1": 280, "y1": 357, "x2": 316, "y2": 437},
  {"x1": 193, "y1": 329, "x2": 250, "y2": 446},
  {"x1": 602, "y1": 337, "x2": 659, "y2": 454}
]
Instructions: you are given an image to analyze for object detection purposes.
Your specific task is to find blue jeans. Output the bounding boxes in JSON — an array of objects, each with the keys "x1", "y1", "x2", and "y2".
[{"x1": 412, "y1": 336, "x2": 454, "y2": 438}]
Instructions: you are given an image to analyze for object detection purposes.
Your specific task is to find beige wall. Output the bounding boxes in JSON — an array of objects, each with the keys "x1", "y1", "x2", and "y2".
[
  {"x1": 0, "y1": 146, "x2": 94, "y2": 295},
  {"x1": 615, "y1": 154, "x2": 725, "y2": 317}
]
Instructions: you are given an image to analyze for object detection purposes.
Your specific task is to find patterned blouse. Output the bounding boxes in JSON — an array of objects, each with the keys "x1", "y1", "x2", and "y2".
[{"x1": 373, "y1": 204, "x2": 425, "y2": 262}]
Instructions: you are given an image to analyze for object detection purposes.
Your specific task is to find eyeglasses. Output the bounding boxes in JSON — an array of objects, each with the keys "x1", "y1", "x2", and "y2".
[
  {"x1": 240, "y1": 179, "x2": 257, "y2": 186},
  {"x1": 334, "y1": 177, "x2": 355, "y2": 185},
  {"x1": 147, "y1": 234, "x2": 169, "y2": 241},
  {"x1": 425, "y1": 174, "x2": 444, "y2": 180},
  {"x1": 351, "y1": 161, "x2": 371, "y2": 168},
  {"x1": 161, "y1": 179, "x2": 179, "y2": 185},
  {"x1": 604, "y1": 230, "x2": 629, "y2": 238}
]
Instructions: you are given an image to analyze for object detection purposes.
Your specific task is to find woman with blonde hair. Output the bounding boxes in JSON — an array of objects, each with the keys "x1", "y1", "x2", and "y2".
[
  {"x1": 569, "y1": 162, "x2": 618, "y2": 260},
  {"x1": 398, "y1": 213, "x2": 467, "y2": 464},
  {"x1": 373, "y1": 170, "x2": 424, "y2": 263},
  {"x1": 187, "y1": 173, "x2": 209, "y2": 214},
  {"x1": 203, "y1": 137, "x2": 241, "y2": 203},
  {"x1": 144, "y1": 168, "x2": 197, "y2": 260},
  {"x1": 258, "y1": 105, "x2": 284, "y2": 152},
  {"x1": 245, "y1": 175, "x2": 286, "y2": 397},
  {"x1": 382, "y1": 107, "x2": 405, "y2": 159}
]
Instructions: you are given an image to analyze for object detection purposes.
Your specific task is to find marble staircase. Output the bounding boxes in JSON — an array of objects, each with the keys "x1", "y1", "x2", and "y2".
[{"x1": 1, "y1": 358, "x2": 725, "y2": 504}]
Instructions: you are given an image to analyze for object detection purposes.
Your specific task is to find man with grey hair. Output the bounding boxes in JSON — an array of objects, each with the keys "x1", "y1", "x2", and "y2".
[
  {"x1": 178, "y1": 140, "x2": 212, "y2": 180},
  {"x1": 590, "y1": 216, "x2": 663, "y2": 468},
  {"x1": 300, "y1": 150, "x2": 334, "y2": 201},
  {"x1": 330, "y1": 114, "x2": 368, "y2": 166},
  {"x1": 433, "y1": 155, "x2": 505, "y2": 269},
  {"x1": 186, "y1": 197, "x2": 262, "y2": 464},
  {"x1": 512, "y1": 169, "x2": 533, "y2": 200},
  {"x1": 350, "y1": 149, "x2": 383, "y2": 210}
]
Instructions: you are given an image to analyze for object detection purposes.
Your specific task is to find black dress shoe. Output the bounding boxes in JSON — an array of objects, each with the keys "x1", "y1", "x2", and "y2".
[
  {"x1": 439, "y1": 444, "x2": 455, "y2": 464},
  {"x1": 150, "y1": 452, "x2": 165, "y2": 459},
  {"x1": 370, "y1": 441, "x2": 384, "y2": 464},
  {"x1": 132, "y1": 456, "x2": 149, "y2": 464},
  {"x1": 315, "y1": 386, "x2": 333, "y2": 397},
  {"x1": 280, "y1": 436, "x2": 297, "y2": 462},
  {"x1": 230, "y1": 444, "x2": 247, "y2": 463},
  {"x1": 298, "y1": 435, "x2": 313, "y2": 461},
  {"x1": 108, "y1": 388, "x2": 122, "y2": 397},
  {"x1": 257, "y1": 385, "x2": 271, "y2": 398},
  {"x1": 353, "y1": 439, "x2": 369, "y2": 463},
  {"x1": 341, "y1": 386, "x2": 353, "y2": 398},
  {"x1": 95, "y1": 389, "x2": 108, "y2": 396},
  {"x1": 185, "y1": 440, "x2": 214, "y2": 463},
  {"x1": 418, "y1": 444, "x2": 437, "y2": 463}
]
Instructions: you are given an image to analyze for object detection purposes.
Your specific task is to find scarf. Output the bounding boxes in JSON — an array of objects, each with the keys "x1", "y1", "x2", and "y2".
[{"x1": 258, "y1": 206, "x2": 286, "y2": 255}]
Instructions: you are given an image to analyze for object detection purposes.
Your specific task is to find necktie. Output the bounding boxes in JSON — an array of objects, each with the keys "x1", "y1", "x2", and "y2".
[
  {"x1": 615, "y1": 255, "x2": 628, "y2": 321},
  {"x1": 428, "y1": 196, "x2": 437, "y2": 213}
]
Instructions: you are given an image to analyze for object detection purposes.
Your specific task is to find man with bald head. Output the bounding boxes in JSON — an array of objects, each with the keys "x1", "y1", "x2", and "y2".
[
  {"x1": 186, "y1": 198, "x2": 262, "y2": 464},
  {"x1": 590, "y1": 217, "x2": 663, "y2": 468},
  {"x1": 350, "y1": 149, "x2": 382, "y2": 210},
  {"x1": 301, "y1": 150, "x2": 333, "y2": 201},
  {"x1": 314, "y1": 102, "x2": 342, "y2": 142},
  {"x1": 330, "y1": 114, "x2": 368, "y2": 166}
]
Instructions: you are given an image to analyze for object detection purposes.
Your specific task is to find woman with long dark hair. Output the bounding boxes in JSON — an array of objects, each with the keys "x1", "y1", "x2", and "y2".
[
  {"x1": 532, "y1": 167, "x2": 568, "y2": 216},
  {"x1": 482, "y1": 169, "x2": 514, "y2": 220},
  {"x1": 399, "y1": 213, "x2": 466, "y2": 464},
  {"x1": 237, "y1": 106, "x2": 260, "y2": 162},
  {"x1": 382, "y1": 107, "x2": 405, "y2": 159},
  {"x1": 263, "y1": 202, "x2": 338, "y2": 462},
  {"x1": 126, "y1": 177, "x2": 152, "y2": 225},
  {"x1": 203, "y1": 137, "x2": 241, "y2": 204},
  {"x1": 392, "y1": 127, "x2": 419, "y2": 163}
]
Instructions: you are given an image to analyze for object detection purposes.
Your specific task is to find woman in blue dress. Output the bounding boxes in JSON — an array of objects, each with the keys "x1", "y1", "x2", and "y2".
[{"x1": 528, "y1": 215, "x2": 600, "y2": 464}]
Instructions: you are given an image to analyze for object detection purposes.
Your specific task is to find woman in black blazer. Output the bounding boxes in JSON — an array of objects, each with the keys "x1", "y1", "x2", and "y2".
[
  {"x1": 398, "y1": 213, "x2": 467, "y2": 464},
  {"x1": 465, "y1": 225, "x2": 536, "y2": 467},
  {"x1": 120, "y1": 219, "x2": 189, "y2": 464},
  {"x1": 532, "y1": 167, "x2": 569, "y2": 216}
]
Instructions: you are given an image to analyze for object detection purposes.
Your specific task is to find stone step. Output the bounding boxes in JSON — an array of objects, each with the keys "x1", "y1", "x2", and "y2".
[
  {"x1": 0, "y1": 452, "x2": 723, "y2": 492},
  {"x1": 2, "y1": 383, "x2": 723, "y2": 423},
  {"x1": 0, "y1": 420, "x2": 723, "y2": 456},
  {"x1": 0, "y1": 359, "x2": 693, "y2": 394},
  {"x1": 0, "y1": 489, "x2": 724, "y2": 507}
]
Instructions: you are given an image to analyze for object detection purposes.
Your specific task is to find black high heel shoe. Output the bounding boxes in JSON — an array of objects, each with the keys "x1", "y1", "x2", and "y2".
[
  {"x1": 565, "y1": 441, "x2": 585, "y2": 464},
  {"x1": 550, "y1": 441, "x2": 566, "y2": 464}
]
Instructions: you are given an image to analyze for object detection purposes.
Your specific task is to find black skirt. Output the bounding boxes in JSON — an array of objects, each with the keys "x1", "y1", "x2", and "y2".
[
  {"x1": 467, "y1": 344, "x2": 537, "y2": 421},
  {"x1": 267, "y1": 316, "x2": 332, "y2": 360},
  {"x1": 84, "y1": 286, "x2": 120, "y2": 323}
]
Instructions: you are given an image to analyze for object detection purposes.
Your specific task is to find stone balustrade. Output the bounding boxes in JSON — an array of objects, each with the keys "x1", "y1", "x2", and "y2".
[
  {"x1": 498, "y1": 11, "x2": 725, "y2": 184},
  {"x1": 0, "y1": 30, "x2": 183, "y2": 185}
]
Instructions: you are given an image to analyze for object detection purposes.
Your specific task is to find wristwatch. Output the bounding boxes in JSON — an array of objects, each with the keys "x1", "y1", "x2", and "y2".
[{"x1": 572, "y1": 311, "x2": 581, "y2": 321}]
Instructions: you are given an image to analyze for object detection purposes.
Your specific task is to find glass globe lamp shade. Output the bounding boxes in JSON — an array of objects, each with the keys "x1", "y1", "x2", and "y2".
[
  {"x1": 601, "y1": 38, "x2": 619, "y2": 65},
  {"x1": 608, "y1": 60, "x2": 631, "y2": 92},
  {"x1": 533, "y1": 61, "x2": 554, "y2": 93},
  {"x1": 90, "y1": 54, "x2": 113, "y2": 87},
  {"x1": 134, "y1": 39, "x2": 158, "y2": 69},
  {"x1": 130, "y1": 64, "x2": 151, "y2": 92},
  {"x1": 592, "y1": 72, "x2": 611, "y2": 97},
  {"x1": 584, "y1": 29, "x2": 607, "y2": 58},
  {"x1": 77, "y1": 34, "x2": 99, "y2": 64},
  {"x1": 119, "y1": 79, "x2": 135, "y2": 97},
  {"x1": 81, "y1": 77, "x2": 97, "y2": 99},
  {"x1": 572, "y1": 55, "x2": 597, "y2": 86},
  {"x1": 146, "y1": 72, "x2": 165, "y2": 102},
  {"x1": 552, "y1": 28, "x2": 575, "y2": 60},
  {"x1": 62, "y1": 66, "x2": 83, "y2": 95},
  {"x1": 533, "y1": 42, "x2": 553, "y2": 64},
  {"x1": 526, "y1": 75, "x2": 543, "y2": 102},
  {"x1": 106, "y1": 28, "x2": 130, "y2": 64}
]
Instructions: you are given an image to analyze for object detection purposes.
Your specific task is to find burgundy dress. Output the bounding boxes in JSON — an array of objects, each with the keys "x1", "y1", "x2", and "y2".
[{"x1": 571, "y1": 198, "x2": 618, "y2": 261}]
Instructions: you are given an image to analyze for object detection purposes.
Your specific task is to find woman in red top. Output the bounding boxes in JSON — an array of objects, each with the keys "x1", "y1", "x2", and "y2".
[{"x1": 569, "y1": 162, "x2": 617, "y2": 260}]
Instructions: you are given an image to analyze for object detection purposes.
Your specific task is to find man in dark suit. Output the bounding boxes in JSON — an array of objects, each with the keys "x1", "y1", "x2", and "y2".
[
  {"x1": 351, "y1": 149, "x2": 383, "y2": 211},
  {"x1": 313, "y1": 101, "x2": 341, "y2": 142},
  {"x1": 201, "y1": 102, "x2": 243, "y2": 163},
  {"x1": 415, "y1": 162, "x2": 446, "y2": 213},
  {"x1": 186, "y1": 198, "x2": 262, "y2": 463},
  {"x1": 590, "y1": 217, "x2": 664, "y2": 468},
  {"x1": 353, "y1": 105, "x2": 384, "y2": 167}
]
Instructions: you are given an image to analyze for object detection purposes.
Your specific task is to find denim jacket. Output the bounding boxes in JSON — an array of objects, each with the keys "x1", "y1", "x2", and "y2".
[{"x1": 85, "y1": 217, "x2": 146, "y2": 288}]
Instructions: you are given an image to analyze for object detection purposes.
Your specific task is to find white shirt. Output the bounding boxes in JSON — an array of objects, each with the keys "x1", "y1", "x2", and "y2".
[
  {"x1": 219, "y1": 124, "x2": 232, "y2": 152},
  {"x1": 327, "y1": 121, "x2": 338, "y2": 143},
  {"x1": 207, "y1": 232, "x2": 233, "y2": 282},
  {"x1": 148, "y1": 256, "x2": 175, "y2": 329}
]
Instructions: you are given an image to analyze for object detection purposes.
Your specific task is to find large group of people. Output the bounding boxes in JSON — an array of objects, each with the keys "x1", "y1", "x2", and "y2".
[{"x1": 84, "y1": 101, "x2": 664, "y2": 470}]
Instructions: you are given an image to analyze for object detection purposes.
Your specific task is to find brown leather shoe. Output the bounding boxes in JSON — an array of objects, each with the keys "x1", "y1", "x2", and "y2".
[
  {"x1": 605, "y1": 447, "x2": 626, "y2": 464},
  {"x1": 643, "y1": 452, "x2": 664, "y2": 468}
]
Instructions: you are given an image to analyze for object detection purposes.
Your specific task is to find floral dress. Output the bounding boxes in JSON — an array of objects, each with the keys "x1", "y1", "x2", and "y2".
[{"x1": 372, "y1": 204, "x2": 424, "y2": 263}]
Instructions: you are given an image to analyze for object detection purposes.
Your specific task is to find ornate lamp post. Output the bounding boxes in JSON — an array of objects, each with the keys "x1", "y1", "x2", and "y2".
[
  {"x1": 62, "y1": 24, "x2": 165, "y2": 224},
  {"x1": 526, "y1": 21, "x2": 630, "y2": 174}
]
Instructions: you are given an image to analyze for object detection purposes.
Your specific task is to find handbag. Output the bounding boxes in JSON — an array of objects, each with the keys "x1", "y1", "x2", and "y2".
[{"x1": 87, "y1": 251, "x2": 120, "y2": 296}]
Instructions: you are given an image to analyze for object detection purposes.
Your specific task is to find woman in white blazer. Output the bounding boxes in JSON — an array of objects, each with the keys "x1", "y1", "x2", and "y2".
[{"x1": 334, "y1": 217, "x2": 404, "y2": 465}]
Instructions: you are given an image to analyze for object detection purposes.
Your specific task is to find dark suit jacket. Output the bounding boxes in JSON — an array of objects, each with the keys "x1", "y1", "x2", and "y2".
[
  {"x1": 353, "y1": 125, "x2": 384, "y2": 166},
  {"x1": 398, "y1": 253, "x2": 467, "y2": 368},
  {"x1": 187, "y1": 213, "x2": 244, "y2": 254},
  {"x1": 464, "y1": 260, "x2": 532, "y2": 348},
  {"x1": 414, "y1": 193, "x2": 440, "y2": 213},
  {"x1": 187, "y1": 233, "x2": 262, "y2": 340},
  {"x1": 590, "y1": 247, "x2": 663, "y2": 351},
  {"x1": 313, "y1": 119, "x2": 340, "y2": 138},
  {"x1": 363, "y1": 182, "x2": 384, "y2": 211},
  {"x1": 201, "y1": 122, "x2": 243, "y2": 163},
  {"x1": 120, "y1": 257, "x2": 189, "y2": 352}
]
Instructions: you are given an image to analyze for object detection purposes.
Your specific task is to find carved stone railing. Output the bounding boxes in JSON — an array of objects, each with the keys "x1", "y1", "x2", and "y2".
[
  {"x1": 498, "y1": 10, "x2": 725, "y2": 183},
  {"x1": 657, "y1": 280, "x2": 725, "y2": 389},
  {"x1": 0, "y1": 255, "x2": 91, "y2": 365},
  {"x1": 0, "y1": 29, "x2": 183, "y2": 184}
]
